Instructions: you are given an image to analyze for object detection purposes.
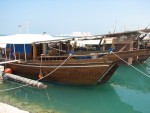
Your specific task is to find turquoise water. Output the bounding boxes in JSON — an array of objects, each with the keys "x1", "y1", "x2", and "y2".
[{"x1": 1, "y1": 58, "x2": 150, "y2": 113}]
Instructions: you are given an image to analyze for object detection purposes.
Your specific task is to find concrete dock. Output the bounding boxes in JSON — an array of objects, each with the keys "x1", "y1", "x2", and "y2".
[{"x1": 0, "y1": 102, "x2": 29, "y2": 113}]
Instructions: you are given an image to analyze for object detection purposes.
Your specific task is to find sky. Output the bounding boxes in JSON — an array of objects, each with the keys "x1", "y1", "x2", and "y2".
[{"x1": 0, "y1": 0, "x2": 150, "y2": 35}]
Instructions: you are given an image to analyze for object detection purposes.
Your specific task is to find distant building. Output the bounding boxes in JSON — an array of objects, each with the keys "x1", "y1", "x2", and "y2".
[
  {"x1": 58, "y1": 32, "x2": 92, "y2": 37},
  {"x1": 71, "y1": 32, "x2": 92, "y2": 36}
]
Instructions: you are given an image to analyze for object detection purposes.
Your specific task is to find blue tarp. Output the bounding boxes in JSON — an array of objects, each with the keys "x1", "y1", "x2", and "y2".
[{"x1": 7, "y1": 44, "x2": 31, "y2": 54}]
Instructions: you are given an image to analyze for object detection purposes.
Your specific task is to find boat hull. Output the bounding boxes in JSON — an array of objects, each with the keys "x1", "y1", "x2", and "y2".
[
  {"x1": 6, "y1": 59, "x2": 118, "y2": 85},
  {"x1": 106, "y1": 49, "x2": 150, "y2": 65}
]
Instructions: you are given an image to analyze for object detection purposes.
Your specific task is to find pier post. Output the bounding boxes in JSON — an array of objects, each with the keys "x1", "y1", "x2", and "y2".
[
  {"x1": 42, "y1": 43, "x2": 47, "y2": 55},
  {"x1": 102, "y1": 40, "x2": 106, "y2": 51},
  {"x1": 32, "y1": 43, "x2": 37, "y2": 60},
  {"x1": 128, "y1": 41, "x2": 133, "y2": 64}
]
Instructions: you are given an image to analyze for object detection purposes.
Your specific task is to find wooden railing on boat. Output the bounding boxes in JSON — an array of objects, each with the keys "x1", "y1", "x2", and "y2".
[{"x1": 38, "y1": 52, "x2": 110, "y2": 60}]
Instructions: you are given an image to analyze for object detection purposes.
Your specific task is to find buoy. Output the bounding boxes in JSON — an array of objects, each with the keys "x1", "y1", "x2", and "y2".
[
  {"x1": 4, "y1": 73, "x2": 47, "y2": 89},
  {"x1": 4, "y1": 68, "x2": 12, "y2": 74},
  {"x1": 38, "y1": 72, "x2": 44, "y2": 79}
]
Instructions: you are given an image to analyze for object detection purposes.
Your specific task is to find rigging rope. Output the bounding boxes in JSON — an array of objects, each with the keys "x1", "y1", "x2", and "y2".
[
  {"x1": 110, "y1": 51, "x2": 150, "y2": 79},
  {"x1": 0, "y1": 54, "x2": 72, "y2": 92}
]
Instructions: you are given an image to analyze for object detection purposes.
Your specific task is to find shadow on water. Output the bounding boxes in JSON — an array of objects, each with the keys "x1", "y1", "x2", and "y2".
[{"x1": 1, "y1": 58, "x2": 150, "y2": 113}]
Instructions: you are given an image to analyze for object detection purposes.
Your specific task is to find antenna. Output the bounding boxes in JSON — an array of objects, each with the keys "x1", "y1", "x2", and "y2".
[{"x1": 18, "y1": 25, "x2": 22, "y2": 33}]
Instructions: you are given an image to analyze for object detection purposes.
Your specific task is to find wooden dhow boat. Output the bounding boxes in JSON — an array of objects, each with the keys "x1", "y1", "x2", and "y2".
[
  {"x1": 5, "y1": 49, "x2": 150, "y2": 85},
  {"x1": 0, "y1": 29, "x2": 150, "y2": 85},
  {"x1": 6, "y1": 56, "x2": 118, "y2": 85}
]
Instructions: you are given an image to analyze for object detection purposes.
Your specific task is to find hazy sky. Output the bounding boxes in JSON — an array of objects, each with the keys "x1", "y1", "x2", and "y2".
[{"x1": 0, "y1": 0, "x2": 150, "y2": 35}]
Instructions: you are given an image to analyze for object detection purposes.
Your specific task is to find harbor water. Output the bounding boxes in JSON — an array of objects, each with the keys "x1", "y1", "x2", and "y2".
[{"x1": 1, "y1": 58, "x2": 150, "y2": 113}]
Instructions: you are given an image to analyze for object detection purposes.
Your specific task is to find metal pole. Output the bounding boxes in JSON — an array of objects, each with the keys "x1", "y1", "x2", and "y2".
[
  {"x1": 13, "y1": 44, "x2": 16, "y2": 60},
  {"x1": 24, "y1": 44, "x2": 27, "y2": 61}
]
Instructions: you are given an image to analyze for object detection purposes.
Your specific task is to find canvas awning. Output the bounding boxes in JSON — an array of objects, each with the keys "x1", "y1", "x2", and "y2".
[
  {"x1": 0, "y1": 34, "x2": 66, "y2": 48},
  {"x1": 0, "y1": 34, "x2": 60, "y2": 44}
]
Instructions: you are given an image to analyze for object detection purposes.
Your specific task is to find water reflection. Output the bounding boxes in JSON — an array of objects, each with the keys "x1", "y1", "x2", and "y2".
[
  {"x1": 0, "y1": 81, "x2": 141, "y2": 113},
  {"x1": 112, "y1": 83, "x2": 150, "y2": 113},
  {"x1": 110, "y1": 63, "x2": 150, "y2": 113}
]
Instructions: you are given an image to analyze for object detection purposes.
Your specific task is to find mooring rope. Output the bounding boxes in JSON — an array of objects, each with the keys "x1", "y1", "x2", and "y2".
[
  {"x1": 38, "y1": 54, "x2": 72, "y2": 81},
  {"x1": 0, "y1": 83, "x2": 28, "y2": 92},
  {"x1": 136, "y1": 59, "x2": 147, "y2": 70},
  {"x1": 0, "y1": 54, "x2": 72, "y2": 92},
  {"x1": 111, "y1": 51, "x2": 150, "y2": 79},
  {"x1": 135, "y1": 59, "x2": 150, "y2": 75}
]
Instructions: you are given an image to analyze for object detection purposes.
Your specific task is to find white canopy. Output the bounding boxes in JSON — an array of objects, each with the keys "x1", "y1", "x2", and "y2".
[
  {"x1": 0, "y1": 44, "x2": 6, "y2": 48},
  {"x1": 0, "y1": 34, "x2": 66, "y2": 48},
  {"x1": 0, "y1": 34, "x2": 64, "y2": 44},
  {"x1": 70, "y1": 38, "x2": 114, "y2": 47}
]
